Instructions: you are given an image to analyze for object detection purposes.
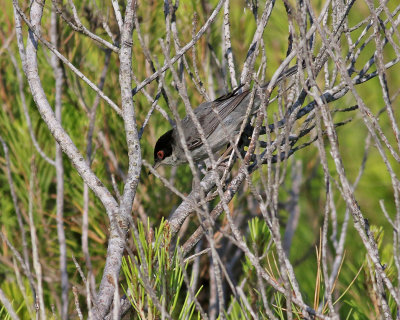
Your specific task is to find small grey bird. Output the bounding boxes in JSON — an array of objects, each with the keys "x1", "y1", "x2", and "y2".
[{"x1": 153, "y1": 66, "x2": 298, "y2": 169}]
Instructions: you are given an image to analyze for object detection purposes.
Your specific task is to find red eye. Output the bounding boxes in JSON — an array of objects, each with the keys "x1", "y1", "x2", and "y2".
[{"x1": 157, "y1": 150, "x2": 164, "y2": 159}]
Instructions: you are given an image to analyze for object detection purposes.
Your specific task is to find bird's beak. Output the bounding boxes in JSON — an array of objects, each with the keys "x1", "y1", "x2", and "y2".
[{"x1": 148, "y1": 161, "x2": 161, "y2": 175}]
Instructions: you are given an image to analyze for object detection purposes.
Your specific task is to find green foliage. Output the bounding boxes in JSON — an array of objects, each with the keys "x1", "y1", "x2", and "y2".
[
  {"x1": 121, "y1": 219, "x2": 201, "y2": 319},
  {"x1": 0, "y1": 280, "x2": 29, "y2": 319},
  {"x1": 0, "y1": 305, "x2": 11, "y2": 320}
]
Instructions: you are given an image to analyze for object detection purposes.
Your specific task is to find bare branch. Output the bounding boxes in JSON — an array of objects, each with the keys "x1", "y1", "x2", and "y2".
[
  {"x1": 50, "y1": 5, "x2": 69, "y2": 318},
  {"x1": 13, "y1": 0, "x2": 120, "y2": 224},
  {"x1": 13, "y1": 3, "x2": 122, "y2": 116},
  {"x1": 0, "y1": 288, "x2": 19, "y2": 320},
  {"x1": 132, "y1": 0, "x2": 226, "y2": 94},
  {"x1": 52, "y1": 0, "x2": 119, "y2": 52}
]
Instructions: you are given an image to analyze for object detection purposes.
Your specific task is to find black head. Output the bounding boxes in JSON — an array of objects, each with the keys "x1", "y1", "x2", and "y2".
[{"x1": 153, "y1": 129, "x2": 174, "y2": 168}]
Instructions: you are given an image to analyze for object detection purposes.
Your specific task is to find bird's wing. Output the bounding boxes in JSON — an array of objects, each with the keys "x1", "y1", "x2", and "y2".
[
  {"x1": 182, "y1": 89, "x2": 251, "y2": 150},
  {"x1": 179, "y1": 64, "x2": 301, "y2": 150}
]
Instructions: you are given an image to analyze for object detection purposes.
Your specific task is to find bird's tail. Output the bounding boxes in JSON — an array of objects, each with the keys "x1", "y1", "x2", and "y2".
[{"x1": 260, "y1": 61, "x2": 305, "y2": 89}]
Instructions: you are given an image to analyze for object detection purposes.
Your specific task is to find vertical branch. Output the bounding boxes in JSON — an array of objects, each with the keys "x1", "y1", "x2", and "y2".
[
  {"x1": 211, "y1": 248, "x2": 225, "y2": 319},
  {"x1": 208, "y1": 255, "x2": 218, "y2": 320},
  {"x1": 72, "y1": 286, "x2": 84, "y2": 320},
  {"x1": 28, "y1": 159, "x2": 46, "y2": 320},
  {"x1": 118, "y1": 0, "x2": 141, "y2": 224},
  {"x1": 283, "y1": 160, "x2": 302, "y2": 255},
  {"x1": 315, "y1": 108, "x2": 338, "y2": 319},
  {"x1": 111, "y1": 0, "x2": 123, "y2": 32},
  {"x1": 95, "y1": 0, "x2": 142, "y2": 317},
  {"x1": 112, "y1": 274, "x2": 120, "y2": 320},
  {"x1": 50, "y1": 4, "x2": 68, "y2": 319},
  {"x1": 223, "y1": 0, "x2": 237, "y2": 88},
  {"x1": 240, "y1": 0, "x2": 276, "y2": 85}
]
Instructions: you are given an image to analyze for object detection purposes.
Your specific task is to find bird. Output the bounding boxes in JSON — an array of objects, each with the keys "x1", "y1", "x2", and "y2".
[{"x1": 152, "y1": 65, "x2": 299, "y2": 169}]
